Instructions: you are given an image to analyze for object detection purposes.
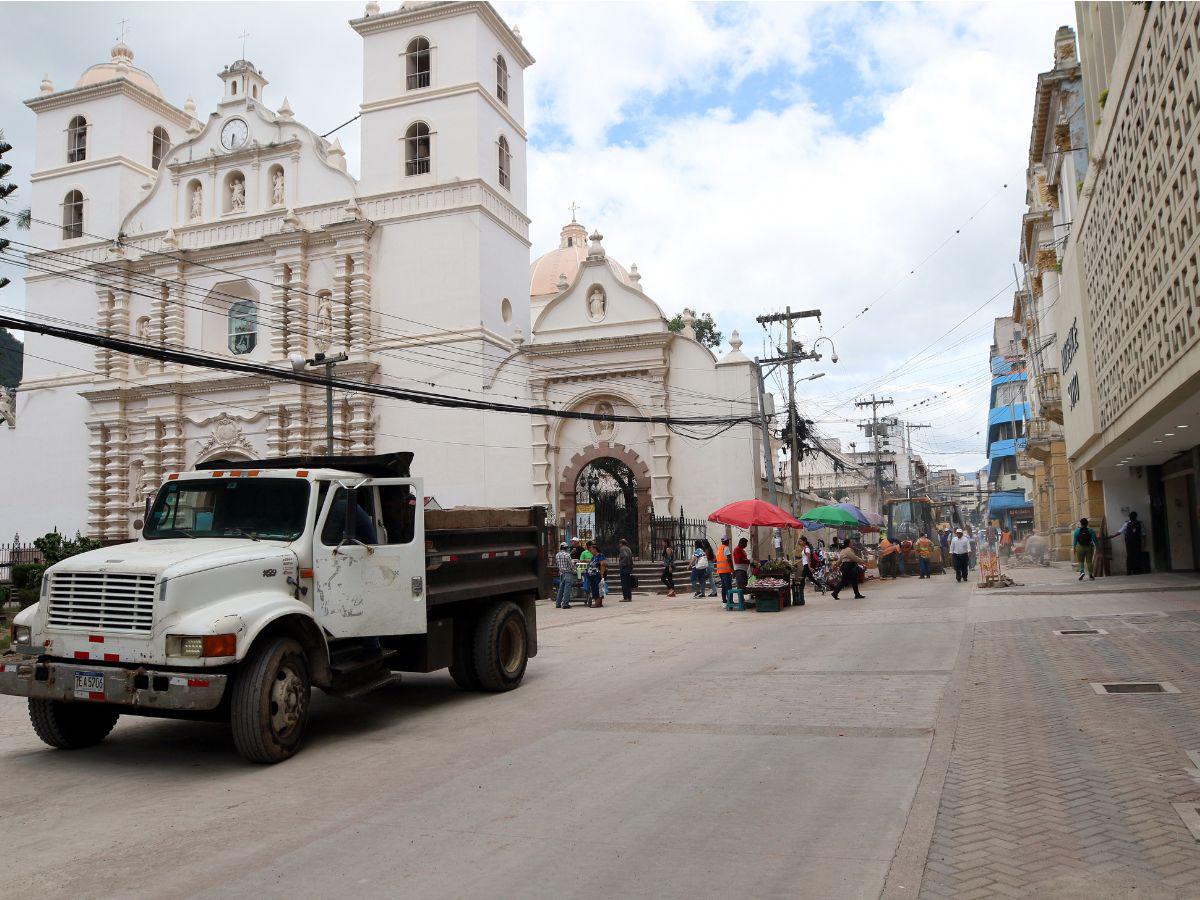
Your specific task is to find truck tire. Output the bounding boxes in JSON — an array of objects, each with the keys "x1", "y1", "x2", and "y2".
[
  {"x1": 230, "y1": 637, "x2": 311, "y2": 764},
  {"x1": 472, "y1": 601, "x2": 529, "y2": 692},
  {"x1": 28, "y1": 699, "x2": 119, "y2": 749},
  {"x1": 449, "y1": 614, "x2": 482, "y2": 691}
]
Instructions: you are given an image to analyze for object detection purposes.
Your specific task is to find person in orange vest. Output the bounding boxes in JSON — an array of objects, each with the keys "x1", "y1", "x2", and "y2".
[{"x1": 715, "y1": 535, "x2": 735, "y2": 604}]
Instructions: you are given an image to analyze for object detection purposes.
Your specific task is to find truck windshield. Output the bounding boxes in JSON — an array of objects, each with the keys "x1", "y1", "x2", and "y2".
[{"x1": 145, "y1": 478, "x2": 310, "y2": 541}]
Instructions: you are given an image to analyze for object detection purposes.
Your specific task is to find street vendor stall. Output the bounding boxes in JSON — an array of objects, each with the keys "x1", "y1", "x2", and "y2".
[{"x1": 707, "y1": 500, "x2": 804, "y2": 611}]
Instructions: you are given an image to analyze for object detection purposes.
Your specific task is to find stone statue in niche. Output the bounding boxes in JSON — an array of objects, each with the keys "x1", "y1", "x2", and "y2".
[
  {"x1": 314, "y1": 294, "x2": 333, "y2": 351},
  {"x1": 190, "y1": 184, "x2": 203, "y2": 220},
  {"x1": 593, "y1": 400, "x2": 615, "y2": 438},
  {"x1": 271, "y1": 170, "x2": 285, "y2": 207},
  {"x1": 133, "y1": 316, "x2": 151, "y2": 373},
  {"x1": 230, "y1": 178, "x2": 246, "y2": 212},
  {"x1": 587, "y1": 285, "x2": 607, "y2": 322}
]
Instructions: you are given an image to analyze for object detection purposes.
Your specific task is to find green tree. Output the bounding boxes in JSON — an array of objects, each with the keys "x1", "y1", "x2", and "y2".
[
  {"x1": 667, "y1": 310, "x2": 723, "y2": 349},
  {"x1": 0, "y1": 327, "x2": 22, "y2": 391}
]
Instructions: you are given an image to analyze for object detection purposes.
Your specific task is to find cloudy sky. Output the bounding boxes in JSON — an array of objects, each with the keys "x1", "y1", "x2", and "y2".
[{"x1": 0, "y1": 0, "x2": 1074, "y2": 473}]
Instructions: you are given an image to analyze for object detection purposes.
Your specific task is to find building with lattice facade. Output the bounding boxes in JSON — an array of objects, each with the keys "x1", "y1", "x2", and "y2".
[{"x1": 1049, "y1": 2, "x2": 1200, "y2": 572}]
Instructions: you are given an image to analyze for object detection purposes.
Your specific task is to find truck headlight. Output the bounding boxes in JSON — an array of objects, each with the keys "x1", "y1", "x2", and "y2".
[
  {"x1": 11, "y1": 624, "x2": 31, "y2": 646},
  {"x1": 166, "y1": 634, "x2": 236, "y2": 658}
]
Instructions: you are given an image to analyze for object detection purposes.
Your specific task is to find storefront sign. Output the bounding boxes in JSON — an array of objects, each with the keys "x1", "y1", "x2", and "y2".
[
  {"x1": 1061, "y1": 318, "x2": 1079, "y2": 372},
  {"x1": 575, "y1": 504, "x2": 596, "y2": 541},
  {"x1": 1068, "y1": 372, "x2": 1080, "y2": 410}
]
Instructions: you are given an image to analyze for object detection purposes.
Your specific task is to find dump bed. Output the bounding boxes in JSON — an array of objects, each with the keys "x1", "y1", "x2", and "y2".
[{"x1": 424, "y1": 506, "x2": 551, "y2": 607}]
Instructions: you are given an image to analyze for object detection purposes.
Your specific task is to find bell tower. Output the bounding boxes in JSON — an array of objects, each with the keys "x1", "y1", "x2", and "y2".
[{"x1": 350, "y1": 1, "x2": 535, "y2": 336}]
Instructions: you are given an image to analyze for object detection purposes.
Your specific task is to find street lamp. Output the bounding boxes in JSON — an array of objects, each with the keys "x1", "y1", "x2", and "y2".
[
  {"x1": 810, "y1": 336, "x2": 839, "y2": 364},
  {"x1": 289, "y1": 350, "x2": 348, "y2": 454},
  {"x1": 802, "y1": 373, "x2": 825, "y2": 382}
]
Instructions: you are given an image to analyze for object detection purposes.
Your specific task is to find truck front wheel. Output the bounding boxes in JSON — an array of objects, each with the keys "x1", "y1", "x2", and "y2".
[
  {"x1": 230, "y1": 637, "x2": 311, "y2": 764},
  {"x1": 28, "y1": 699, "x2": 119, "y2": 749},
  {"x1": 473, "y1": 601, "x2": 529, "y2": 692}
]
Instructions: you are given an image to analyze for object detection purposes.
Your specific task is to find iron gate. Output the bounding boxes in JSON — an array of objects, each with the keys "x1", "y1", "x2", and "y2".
[{"x1": 649, "y1": 511, "x2": 709, "y2": 562}]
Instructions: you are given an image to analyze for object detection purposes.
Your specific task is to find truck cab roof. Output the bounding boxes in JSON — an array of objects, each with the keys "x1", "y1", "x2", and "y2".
[{"x1": 194, "y1": 452, "x2": 413, "y2": 479}]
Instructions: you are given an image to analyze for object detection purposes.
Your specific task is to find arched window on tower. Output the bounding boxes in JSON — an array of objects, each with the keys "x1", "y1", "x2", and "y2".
[
  {"x1": 67, "y1": 115, "x2": 88, "y2": 163},
  {"x1": 496, "y1": 54, "x2": 509, "y2": 105},
  {"x1": 151, "y1": 126, "x2": 170, "y2": 170},
  {"x1": 406, "y1": 37, "x2": 431, "y2": 90},
  {"x1": 405, "y1": 122, "x2": 431, "y2": 176},
  {"x1": 62, "y1": 190, "x2": 84, "y2": 239},
  {"x1": 497, "y1": 135, "x2": 511, "y2": 190},
  {"x1": 228, "y1": 299, "x2": 257, "y2": 354}
]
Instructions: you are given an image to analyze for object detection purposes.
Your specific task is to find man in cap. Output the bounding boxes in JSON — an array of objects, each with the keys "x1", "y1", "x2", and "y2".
[
  {"x1": 554, "y1": 541, "x2": 576, "y2": 608},
  {"x1": 949, "y1": 528, "x2": 971, "y2": 583}
]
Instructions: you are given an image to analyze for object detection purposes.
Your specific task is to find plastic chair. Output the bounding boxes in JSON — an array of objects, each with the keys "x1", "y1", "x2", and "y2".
[{"x1": 725, "y1": 587, "x2": 746, "y2": 611}]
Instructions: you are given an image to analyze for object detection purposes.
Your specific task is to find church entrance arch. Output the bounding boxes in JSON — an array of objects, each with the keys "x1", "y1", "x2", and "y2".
[
  {"x1": 576, "y1": 457, "x2": 639, "y2": 557},
  {"x1": 560, "y1": 442, "x2": 652, "y2": 558}
]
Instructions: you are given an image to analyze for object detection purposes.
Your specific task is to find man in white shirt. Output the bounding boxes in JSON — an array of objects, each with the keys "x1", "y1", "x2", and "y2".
[{"x1": 949, "y1": 528, "x2": 972, "y2": 583}]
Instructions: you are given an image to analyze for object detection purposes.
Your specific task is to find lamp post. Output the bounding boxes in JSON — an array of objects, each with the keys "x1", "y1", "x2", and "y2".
[{"x1": 289, "y1": 350, "x2": 348, "y2": 453}]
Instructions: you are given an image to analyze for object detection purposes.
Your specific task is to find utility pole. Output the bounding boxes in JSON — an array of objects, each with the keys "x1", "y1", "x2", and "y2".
[
  {"x1": 904, "y1": 422, "x2": 931, "y2": 497},
  {"x1": 755, "y1": 307, "x2": 822, "y2": 524},
  {"x1": 855, "y1": 395, "x2": 893, "y2": 511},
  {"x1": 753, "y1": 361, "x2": 778, "y2": 507}
]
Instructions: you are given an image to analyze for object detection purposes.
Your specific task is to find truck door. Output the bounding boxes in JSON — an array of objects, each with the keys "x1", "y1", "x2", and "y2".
[{"x1": 312, "y1": 477, "x2": 426, "y2": 638}]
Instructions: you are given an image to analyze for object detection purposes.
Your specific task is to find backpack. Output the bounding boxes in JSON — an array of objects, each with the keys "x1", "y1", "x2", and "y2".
[{"x1": 1077, "y1": 527, "x2": 1093, "y2": 547}]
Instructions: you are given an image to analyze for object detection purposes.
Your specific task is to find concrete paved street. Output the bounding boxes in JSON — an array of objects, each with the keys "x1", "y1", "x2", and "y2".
[{"x1": 2, "y1": 567, "x2": 1200, "y2": 899}]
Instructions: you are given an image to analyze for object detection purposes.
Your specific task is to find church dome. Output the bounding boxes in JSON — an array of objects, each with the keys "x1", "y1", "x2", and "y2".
[
  {"x1": 530, "y1": 220, "x2": 634, "y2": 299},
  {"x1": 75, "y1": 40, "x2": 164, "y2": 98}
]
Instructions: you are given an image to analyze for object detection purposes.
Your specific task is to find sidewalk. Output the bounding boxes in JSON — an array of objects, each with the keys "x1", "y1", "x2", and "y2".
[
  {"x1": 915, "y1": 606, "x2": 1200, "y2": 898},
  {"x1": 987, "y1": 562, "x2": 1200, "y2": 597}
]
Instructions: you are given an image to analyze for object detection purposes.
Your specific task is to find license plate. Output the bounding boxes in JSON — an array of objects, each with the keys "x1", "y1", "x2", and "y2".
[{"x1": 74, "y1": 670, "x2": 105, "y2": 700}]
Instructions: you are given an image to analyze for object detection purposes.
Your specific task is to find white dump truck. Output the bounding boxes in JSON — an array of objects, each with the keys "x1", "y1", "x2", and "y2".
[{"x1": 1, "y1": 453, "x2": 548, "y2": 763}]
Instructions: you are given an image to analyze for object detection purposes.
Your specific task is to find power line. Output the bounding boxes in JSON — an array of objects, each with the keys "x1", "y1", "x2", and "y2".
[{"x1": 0, "y1": 310, "x2": 760, "y2": 431}]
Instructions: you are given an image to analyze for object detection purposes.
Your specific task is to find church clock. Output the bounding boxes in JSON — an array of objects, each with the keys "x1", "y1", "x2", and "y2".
[{"x1": 220, "y1": 118, "x2": 248, "y2": 151}]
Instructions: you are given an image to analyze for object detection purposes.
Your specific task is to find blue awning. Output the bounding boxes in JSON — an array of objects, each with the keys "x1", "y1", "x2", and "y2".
[
  {"x1": 988, "y1": 404, "x2": 1031, "y2": 426},
  {"x1": 988, "y1": 437, "x2": 1027, "y2": 460},
  {"x1": 989, "y1": 490, "x2": 1031, "y2": 515},
  {"x1": 991, "y1": 357, "x2": 1014, "y2": 375},
  {"x1": 991, "y1": 372, "x2": 1028, "y2": 388}
]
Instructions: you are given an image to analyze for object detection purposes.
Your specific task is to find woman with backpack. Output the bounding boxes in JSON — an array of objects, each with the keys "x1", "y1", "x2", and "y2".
[
  {"x1": 690, "y1": 540, "x2": 709, "y2": 597},
  {"x1": 1073, "y1": 517, "x2": 1098, "y2": 581}
]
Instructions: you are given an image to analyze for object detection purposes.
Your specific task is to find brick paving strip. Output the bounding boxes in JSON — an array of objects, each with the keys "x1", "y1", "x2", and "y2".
[{"x1": 896, "y1": 611, "x2": 1200, "y2": 899}]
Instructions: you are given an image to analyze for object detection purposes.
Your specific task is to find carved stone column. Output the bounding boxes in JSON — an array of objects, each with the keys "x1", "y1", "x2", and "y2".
[
  {"x1": 87, "y1": 423, "x2": 108, "y2": 539},
  {"x1": 268, "y1": 404, "x2": 291, "y2": 458},
  {"x1": 348, "y1": 395, "x2": 374, "y2": 454},
  {"x1": 332, "y1": 253, "x2": 352, "y2": 352},
  {"x1": 94, "y1": 289, "x2": 114, "y2": 377},
  {"x1": 286, "y1": 259, "x2": 309, "y2": 357},
  {"x1": 165, "y1": 278, "x2": 187, "y2": 371},
  {"x1": 109, "y1": 288, "x2": 131, "y2": 380},
  {"x1": 105, "y1": 421, "x2": 129, "y2": 537},
  {"x1": 348, "y1": 252, "x2": 372, "y2": 352},
  {"x1": 161, "y1": 416, "x2": 185, "y2": 475},
  {"x1": 648, "y1": 368, "x2": 673, "y2": 515},
  {"x1": 530, "y1": 379, "x2": 552, "y2": 509},
  {"x1": 270, "y1": 261, "x2": 290, "y2": 359}
]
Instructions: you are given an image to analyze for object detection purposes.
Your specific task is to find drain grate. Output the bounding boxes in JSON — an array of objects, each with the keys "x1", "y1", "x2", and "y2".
[
  {"x1": 1091, "y1": 681, "x2": 1180, "y2": 694},
  {"x1": 1054, "y1": 628, "x2": 1108, "y2": 635}
]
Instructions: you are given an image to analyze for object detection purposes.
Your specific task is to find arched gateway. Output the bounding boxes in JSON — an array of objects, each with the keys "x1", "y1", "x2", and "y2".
[{"x1": 559, "y1": 442, "x2": 651, "y2": 558}]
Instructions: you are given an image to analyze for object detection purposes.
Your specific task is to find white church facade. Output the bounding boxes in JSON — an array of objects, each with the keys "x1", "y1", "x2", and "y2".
[{"x1": 2, "y1": 1, "x2": 770, "y2": 558}]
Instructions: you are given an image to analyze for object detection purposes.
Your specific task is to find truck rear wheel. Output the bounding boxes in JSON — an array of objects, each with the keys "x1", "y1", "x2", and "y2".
[
  {"x1": 472, "y1": 601, "x2": 529, "y2": 692},
  {"x1": 449, "y1": 613, "x2": 482, "y2": 691},
  {"x1": 28, "y1": 699, "x2": 119, "y2": 749},
  {"x1": 230, "y1": 637, "x2": 311, "y2": 764}
]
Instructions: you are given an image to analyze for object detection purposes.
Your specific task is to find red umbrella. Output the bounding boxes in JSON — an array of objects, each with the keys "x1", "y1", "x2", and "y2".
[{"x1": 708, "y1": 499, "x2": 803, "y2": 529}]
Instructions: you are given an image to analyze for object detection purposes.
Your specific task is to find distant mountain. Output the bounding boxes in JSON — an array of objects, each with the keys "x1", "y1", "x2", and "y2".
[{"x1": 0, "y1": 328, "x2": 24, "y2": 390}]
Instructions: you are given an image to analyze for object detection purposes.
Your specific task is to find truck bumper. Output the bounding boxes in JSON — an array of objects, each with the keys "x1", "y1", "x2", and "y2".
[{"x1": 0, "y1": 655, "x2": 228, "y2": 711}]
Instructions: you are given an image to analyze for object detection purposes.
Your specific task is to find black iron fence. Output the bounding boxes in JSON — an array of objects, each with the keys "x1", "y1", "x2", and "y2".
[
  {"x1": 648, "y1": 511, "x2": 709, "y2": 562},
  {"x1": 0, "y1": 541, "x2": 42, "y2": 585}
]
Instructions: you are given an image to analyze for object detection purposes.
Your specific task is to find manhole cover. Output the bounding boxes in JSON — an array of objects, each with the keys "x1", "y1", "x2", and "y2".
[
  {"x1": 1054, "y1": 628, "x2": 1107, "y2": 635},
  {"x1": 1091, "y1": 681, "x2": 1180, "y2": 694}
]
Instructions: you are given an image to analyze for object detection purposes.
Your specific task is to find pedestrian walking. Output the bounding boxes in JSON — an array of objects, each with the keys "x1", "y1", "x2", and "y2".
[
  {"x1": 715, "y1": 536, "x2": 734, "y2": 604},
  {"x1": 579, "y1": 541, "x2": 595, "y2": 603},
  {"x1": 949, "y1": 528, "x2": 971, "y2": 583},
  {"x1": 617, "y1": 537, "x2": 635, "y2": 601},
  {"x1": 915, "y1": 532, "x2": 935, "y2": 578},
  {"x1": 1000, "y1": 529, "x2": 1013, "y2": 559},
  {"x1": 797, "y1": 535, "x2": 817, "y2": 588},
  {"x1": 1073, "y1": 517, "x2": 1098, "y2": 581},
  {"x1": 660, "y1": 539, "x2": 677, "y2": 597},
  {"x1": 701, "y1": 539, "x2": 719, "y2": 597},
  {"x1": 586, "y1": 542, "x2": 607, "y2": 607},
  {"x1": 689, "y1": 540, "x2": 709, "y2": 597},
  {"x1": 831, "y1": 543, "x2": 866, "y2": 600},
  {"x1": 554, "y1": 541, "x2": 575, "y2": 608},
  {"x1": 1117, "y1": 511, "x2": 1144, "y2": 575},
  {"x1": 879, "y1": 535, "x2": 898, "y2": 578},
  {"x1": 733, "y1": 537, "x2": 751, "y2": 592}
]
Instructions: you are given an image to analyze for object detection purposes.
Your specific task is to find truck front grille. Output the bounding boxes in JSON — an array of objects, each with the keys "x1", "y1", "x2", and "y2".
[{"x1": 47, "y1": 572, "x2": 156, "y2": 633}]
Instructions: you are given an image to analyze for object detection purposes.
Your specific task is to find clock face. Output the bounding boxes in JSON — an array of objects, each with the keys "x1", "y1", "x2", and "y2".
[{"x1": 220, "y1": 118, "x2": 248, "y2": 151}]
